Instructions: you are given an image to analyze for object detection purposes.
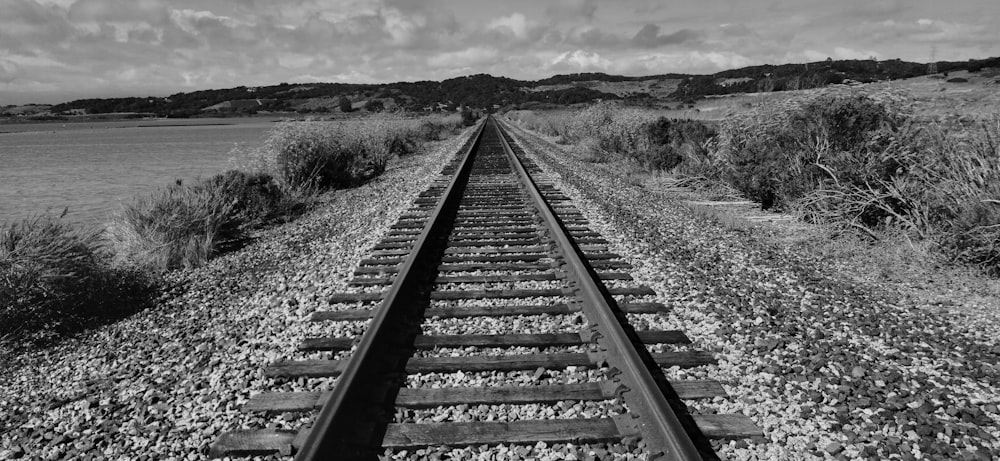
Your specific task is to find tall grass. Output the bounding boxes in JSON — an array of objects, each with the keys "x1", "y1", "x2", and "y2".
[
  {"x1": 416, "y1": 113, "x2": 465, "y2": 141},
  {"x1": 108, "y1": 112, "x2": 466, "y2": 273},
  {"x1": 1, "y1": 213, "x2": 153, "y2": 343},
  {"x1": 700, "y1": 88, "x2": 999, "y2": 272},
  {"x1": 511, "y1": 91, "x2": 1000, "y2": 274},
  {"x1": 251, "y1": 112, "x2": 447, "y2": 193},
  {"x1": 106, "y1": 178, "x2": 240, "y2": 272},
  {"x1": 505, "y1": 110, "x2": 573, "y2": 139},
  {"x1": 505, "y1": 103, "x2": 712, "y2": 168}
]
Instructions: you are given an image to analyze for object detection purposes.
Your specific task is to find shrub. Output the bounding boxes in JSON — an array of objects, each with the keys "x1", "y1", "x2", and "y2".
[
  {"x1": 461, "y1": 108, "x2": 480, "y2": 126},
  {"x1": 1, "y1": 213, "x2": 101, "y2": 318},
  {"x1": 417, "y1": 114, "x2": 464, "y2": 141},
  {"x1": 643, "y1": 118, "x2": 716, "y2": 171},
  {"x1": 338, "y1": 96, "x2": 353, "y2": 113},
  {"x1": 259, "y1": 116, "x2": 430, "y2": 193},
  {"x1": 568, "y1": 102, "x2": 656, "y2": 155},
  {"x1": 261, "y1": 121, "x2": 364, "y2": 191},
  {"x1": 711, "y1": 88, "x2": 999, "y2": 272},
  {"x1": 917, "y1": 120, "x2": 1000, "y2": 271},
  {"x1": 578, "y1": 138, "x2": 611, "y2": 163},
  {"x1": 200, "y1": 170, "x2": 289, "y2": 227},
  {"x1": 106, "y1": 179, "x2": 239, "y2": 272},
  {"x1": 1, "y1": 214, "x2": 153, "y2": 343},
  {"x1": 504, "y1": 110, "x2": 570, "y2": 139},
  {"x1": 714, "y1": 90, "x2": 907, "y2": 210}
]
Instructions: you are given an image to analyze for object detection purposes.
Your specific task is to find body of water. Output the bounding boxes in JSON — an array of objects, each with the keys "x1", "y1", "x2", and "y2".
[{"x1": 0, "y1": 118, "x2": 278, "y2": 228}]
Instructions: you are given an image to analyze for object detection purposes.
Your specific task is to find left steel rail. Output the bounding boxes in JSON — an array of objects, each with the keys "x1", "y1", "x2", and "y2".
[{"x1": 294, "y1": 121, "x2": 487, "y2": 460}]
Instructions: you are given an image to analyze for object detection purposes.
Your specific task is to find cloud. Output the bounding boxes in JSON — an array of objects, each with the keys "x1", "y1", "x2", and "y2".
[
  {"x1": 428, "y1": 47, "x2": 499, "y2": 68},
  {"x1": 545, "y1": 0, "x2": 598, "y2": 22},
  {"x1": 626, "y1": 50, "x2": 754, "y2": 74},
  {"x1": 849, "y1": 17, "x2": 999, "y2": 48},
  {"x1": 550, "y1": 49, "x2": 611, "y2": 71},
  {"x1": 169, "y1": 9, "x2": 245, "y2": 35},
  {"x1": 381, "y1": 7, "x2": 425, "y2": 45},
  {"x1": 631, "y1": 24, "x2": 700, "y2": 48},
  {"x1": 67, "y1": 0, "x2": 171, "y2": 26},
  {"x1": 573, "y1": 26, "x2": 623, "y2": 48},
  {"x1": 832, "y1": 47, "x2": 879, "y2": 60},
  {"x1": 487, "y1": 13, "x2": 530, "y2": 39},
  {"x1": 718, "y1": 23, "x2": 753, "y2": 37},
  {"x1": 843, "y1": 0, "x2": 907, "y2": 19},
  {"x1": 0, "y1": 59, "x2": 20, "y2": 83}
]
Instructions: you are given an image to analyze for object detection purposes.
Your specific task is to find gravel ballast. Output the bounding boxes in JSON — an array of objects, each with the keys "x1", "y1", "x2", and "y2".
[
  {"x1": 501, "y1": 120, "x2": 1000, "y2": 461},
  {"x1": 7, "y1": 116, "x2": 997, "y2": 461},
  {"x1": 0, "y1": 128, "x2": 474, "y2": 461}
]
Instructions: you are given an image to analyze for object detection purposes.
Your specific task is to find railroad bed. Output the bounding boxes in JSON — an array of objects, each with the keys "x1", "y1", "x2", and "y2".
[{"x1": 210, "y1": 117, "x2": 762, "y2": 459}]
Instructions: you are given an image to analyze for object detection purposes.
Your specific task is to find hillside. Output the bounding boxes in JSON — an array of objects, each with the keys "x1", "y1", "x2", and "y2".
[{"x1": 18, "y1": 56, "x2": 998, "y2": 118}]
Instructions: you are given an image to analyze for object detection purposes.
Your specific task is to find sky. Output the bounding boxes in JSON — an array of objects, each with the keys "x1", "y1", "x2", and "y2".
[{"x1": 1, "y1": 0, "x2": 999, "y2": 105}]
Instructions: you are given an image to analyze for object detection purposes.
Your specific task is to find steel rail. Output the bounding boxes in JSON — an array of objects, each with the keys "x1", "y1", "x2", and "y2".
[
  {"x1": 295, "y1": 121, "x2": 487, "y2": 460},
  {"x1": 493, "y1": 119, "x2": 703, "y2": 460}
]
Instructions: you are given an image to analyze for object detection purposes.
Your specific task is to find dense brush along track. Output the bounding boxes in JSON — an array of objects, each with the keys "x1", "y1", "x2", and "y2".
[{"x1": 210, "y1": 118, "x2": 762, "y2": 460}]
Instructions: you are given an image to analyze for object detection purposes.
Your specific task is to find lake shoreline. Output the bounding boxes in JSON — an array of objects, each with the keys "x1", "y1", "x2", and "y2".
[{"x1": 0, "y1": 117, "x2": 279, "y2": 226}]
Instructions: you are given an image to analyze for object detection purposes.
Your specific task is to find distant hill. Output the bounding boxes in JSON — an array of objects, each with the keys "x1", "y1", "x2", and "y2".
[{"x1": 42, "y1": 56, "x2": 1000, "y2": 118}]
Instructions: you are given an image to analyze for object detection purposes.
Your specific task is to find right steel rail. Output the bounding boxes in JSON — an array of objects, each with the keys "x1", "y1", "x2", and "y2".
[{"x1": 494, "y1": 120, "x2": 704, "y2": 460}]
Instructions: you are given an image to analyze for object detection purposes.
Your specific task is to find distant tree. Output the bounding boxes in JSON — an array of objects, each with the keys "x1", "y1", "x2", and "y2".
[
  {"x1": 460, "y1": 108, "x2": 479, "y2": 126},
  {"x1": 364, "y1": 99, "x2": 384, "y2": 112},
  {"x1": 338, "y1": 96, "x2": 352, "y2": 112}
]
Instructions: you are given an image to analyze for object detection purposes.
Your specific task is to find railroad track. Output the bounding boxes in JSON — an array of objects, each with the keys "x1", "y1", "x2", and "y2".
[{"x1": 210, "y1": 117, "x2": 762, "y2": 459}]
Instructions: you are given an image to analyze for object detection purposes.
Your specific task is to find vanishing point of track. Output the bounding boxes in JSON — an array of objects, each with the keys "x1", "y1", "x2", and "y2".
[{"x1": 210, "y1": 117, "x2": 762, "y2": 459}]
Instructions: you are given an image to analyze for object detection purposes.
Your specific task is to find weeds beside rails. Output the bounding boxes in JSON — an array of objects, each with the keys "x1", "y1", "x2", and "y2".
[
  {"x1": 3, "y1": 113, "x2": 464, "y2": 347},
  {"x1": 708, "y1": 88, "x2": 1000, "y2": 273},
  {"x1": 110, "y1": 113, "x2": 451, "y2": 273},
  {"x1": 506, "y1": 91, "x2": 1000, "y2": 275},
  {"x1": 1, "y1": 213, "x2": 154, "y2": 345}
]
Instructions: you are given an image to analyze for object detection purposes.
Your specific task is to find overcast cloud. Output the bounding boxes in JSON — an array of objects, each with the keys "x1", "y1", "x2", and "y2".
[{"x1": 1, "y1": 0, "x2": 998, "y2": 104}]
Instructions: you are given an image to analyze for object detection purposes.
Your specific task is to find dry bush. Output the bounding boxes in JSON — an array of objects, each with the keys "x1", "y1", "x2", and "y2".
[
  {"x1": 715, "y1": 87, "x2": 999, "y2": 272},
  {"x1": 1, "y1": 213, "x2": 101, "y2": 316},
  {"x1": 106, "y1": 179, "x2": 239, "y2": 272},
  {"x1": 566, "y1": 102, "x2": 658, "y2": 155},
  {"x1": 505, "y1": 110, "x2": 570, "y2": 138},
  {"x1": 714, "y1": 88, "x2": 911, "y2": 210},
  {"x1": 644, "y1": 118, "x2": 716, "y2": 171},
  {"x1": 1, "y1": 213, "x2": 153, "y2": 343},
  {"x1": 258, "y1": 115, "x2": 427, "y2": 193},
  {"x1": 577, "y1": 138, "x2": 612, "y2": 163},
  {"x1": 915, "y1": 119, "x2": 1000, "y2": 271},
  {"x1": 200, "y1": 170, "x2": 291, "y2": 227},
  {"x1": 417, "y1": 114, "x2": 464, "y2": 141}
]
